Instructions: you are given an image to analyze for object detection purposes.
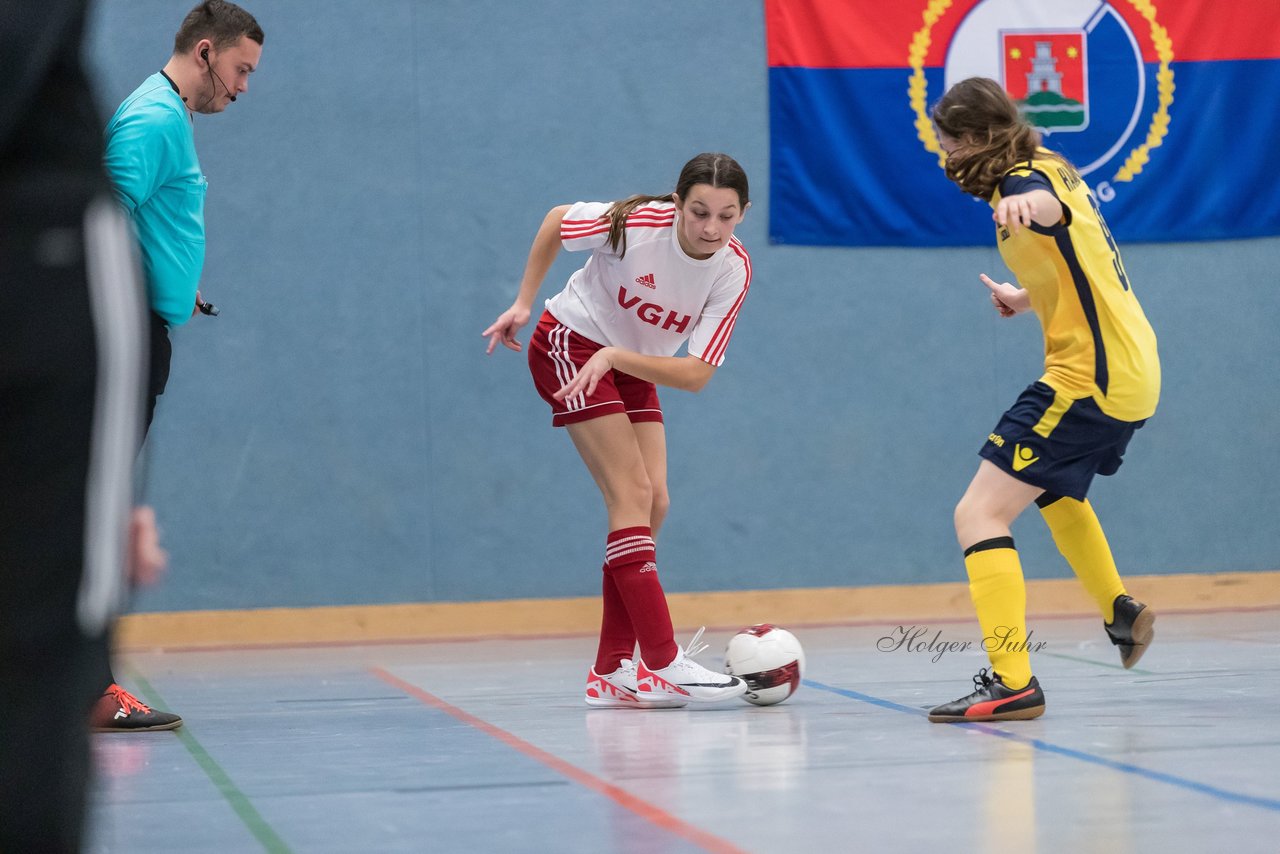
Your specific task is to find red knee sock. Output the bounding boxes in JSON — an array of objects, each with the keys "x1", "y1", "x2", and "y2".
[
  {"x1": 595, "y1": 564, "x2": 637, "y2": 674},
  {"x1": 602, "y1": 526, "x2": 677, "y2": 669}
]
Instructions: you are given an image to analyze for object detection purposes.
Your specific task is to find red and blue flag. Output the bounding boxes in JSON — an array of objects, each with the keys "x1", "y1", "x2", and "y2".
[{"x1": 766, "y1": 0, "x2": 1280, "y2": 245}]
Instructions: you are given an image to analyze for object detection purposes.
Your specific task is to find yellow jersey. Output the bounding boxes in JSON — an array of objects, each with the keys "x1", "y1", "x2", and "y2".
[{"x1": 992, "y1": 153, "x2": 1160, "y2": 422}]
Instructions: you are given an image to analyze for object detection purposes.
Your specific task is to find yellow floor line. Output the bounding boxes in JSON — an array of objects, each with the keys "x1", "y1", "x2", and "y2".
[{"x1": 115, "y1": 570, "x2": 1280, "y2": 651}]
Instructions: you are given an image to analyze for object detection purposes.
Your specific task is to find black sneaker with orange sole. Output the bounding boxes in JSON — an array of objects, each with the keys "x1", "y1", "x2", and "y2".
[
  {"x1": 1105, "y1": 594, "x2": 1155, "y2": 669},
  {"x1": 90, "y1": 684, "x2": 183, "y2": 732},
  {"x1": 928, "y1": 668, "x2": 1046, "y2": 723}
]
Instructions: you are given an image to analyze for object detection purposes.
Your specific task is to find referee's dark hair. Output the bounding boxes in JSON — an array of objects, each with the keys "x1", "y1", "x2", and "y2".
[{"x1": 173, "y1": 0, "x2": 264, "y2": 54}]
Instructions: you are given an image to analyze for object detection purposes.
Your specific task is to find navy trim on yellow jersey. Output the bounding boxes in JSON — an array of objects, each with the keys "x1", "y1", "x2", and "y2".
[
  {"x1": 999, "y1": 170, "x2": 1066, "y2": 238},
  {"x1": 1000, "y1": 169, "x2": 1051, "y2": 196},
  {"x1": 1053, "y1": 231, "x2": 1109, "y2": 395}
]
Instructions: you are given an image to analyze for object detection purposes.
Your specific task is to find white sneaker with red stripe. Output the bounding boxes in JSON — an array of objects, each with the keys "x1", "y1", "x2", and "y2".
[
  {"x1": 636, "y1": 628, "x2": 747, "y2": 705},
  {"x1": 585, "y1": 659, "x2": 687, "y2": 708}
]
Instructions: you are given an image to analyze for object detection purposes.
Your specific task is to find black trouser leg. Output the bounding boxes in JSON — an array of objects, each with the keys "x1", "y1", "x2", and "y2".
[{"x1": 0, "y1": 203, "x2": 106, "y2": 854}]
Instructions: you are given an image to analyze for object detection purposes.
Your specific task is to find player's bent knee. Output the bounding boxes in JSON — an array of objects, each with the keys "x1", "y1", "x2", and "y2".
[
  {"x1": 954, "y1": 495, "x2": 995, "y2": 543},
  {"x1": 650, "y1": 488, "x2": 671, "y2": 526},
  {"x1": 603, "y1": 474, "x2": 654, "y2": 519}
]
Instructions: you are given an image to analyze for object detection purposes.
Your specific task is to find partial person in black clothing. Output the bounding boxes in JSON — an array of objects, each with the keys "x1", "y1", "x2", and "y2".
[{"x1": 0, "y1": 2, "x2": 167, "y2": 850}]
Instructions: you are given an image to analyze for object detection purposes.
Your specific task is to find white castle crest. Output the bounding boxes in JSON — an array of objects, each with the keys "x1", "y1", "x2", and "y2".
[{"x1": 1026, "y1": 41, "x2": 1063, "y2": 96}]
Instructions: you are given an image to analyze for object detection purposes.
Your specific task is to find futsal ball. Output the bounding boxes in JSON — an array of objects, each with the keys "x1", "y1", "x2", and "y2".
[{"x1": 723, "y1": 624, "x2": 805, "y2": 706}]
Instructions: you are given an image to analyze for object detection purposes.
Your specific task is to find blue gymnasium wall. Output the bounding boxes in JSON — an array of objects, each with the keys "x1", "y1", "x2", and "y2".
[{"x1": 87, "y1": 1, "x2": 1280, "y2": 613}]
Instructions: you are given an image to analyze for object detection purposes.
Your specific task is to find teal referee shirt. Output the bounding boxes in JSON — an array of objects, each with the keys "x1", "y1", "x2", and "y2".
[{"x1": 104, "y1": 71, "x2": 206, "y2": 326}]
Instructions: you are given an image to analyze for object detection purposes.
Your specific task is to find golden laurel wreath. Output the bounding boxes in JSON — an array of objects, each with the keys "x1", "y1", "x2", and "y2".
[{"x1": 908, "y1": 0, "x2": 1174, "y2": 186}]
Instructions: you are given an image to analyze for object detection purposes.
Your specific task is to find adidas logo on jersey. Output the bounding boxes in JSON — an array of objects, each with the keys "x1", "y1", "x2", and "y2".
[{"x1": 635, "y1": 273, "x2": 656, "y2": 289}]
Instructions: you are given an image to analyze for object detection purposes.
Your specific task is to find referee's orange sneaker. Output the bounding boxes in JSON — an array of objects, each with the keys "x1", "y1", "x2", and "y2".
[{"x1": 90, "y1": 684, "x2": 183, "y2": 732}]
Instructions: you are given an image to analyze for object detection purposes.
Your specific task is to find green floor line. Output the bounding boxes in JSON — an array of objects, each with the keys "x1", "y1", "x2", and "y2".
[
  {"x1": 1039, "y1": 650, "x2": 1154, "y2": 675},
  {"x1": 126, "y1": 671, "x2": 292, "y2": 854}
]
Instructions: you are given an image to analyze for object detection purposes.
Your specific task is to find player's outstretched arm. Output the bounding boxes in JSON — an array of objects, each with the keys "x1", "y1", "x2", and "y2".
[
  {"x1": 992, "y1": 190, "x2": 1063, "y2": 234},
  {"x1": 483, "y1": 204, "x2": 571, "y2": 354},
  {"x1": 979, "y1": 273, "x2": 1031, "y2": 318}
]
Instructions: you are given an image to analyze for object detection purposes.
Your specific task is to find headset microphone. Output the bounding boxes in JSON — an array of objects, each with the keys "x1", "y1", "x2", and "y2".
[{"x1": 200, "y1": 47, "x2": 235, "y2": 104}]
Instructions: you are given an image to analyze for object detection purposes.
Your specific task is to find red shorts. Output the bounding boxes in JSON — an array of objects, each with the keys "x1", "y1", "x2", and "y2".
[{"x1": 527, "y1": 311, "x2": 662, "y2": 427}]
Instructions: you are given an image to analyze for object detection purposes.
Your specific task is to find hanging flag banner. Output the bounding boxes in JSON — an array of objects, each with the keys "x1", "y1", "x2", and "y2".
[{"x1": 766, "y1": 0, "x2": 1280, "y2": 246}]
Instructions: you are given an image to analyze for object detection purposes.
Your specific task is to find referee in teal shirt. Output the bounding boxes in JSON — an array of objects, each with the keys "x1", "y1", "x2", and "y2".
[
  {"x1": 94, "y1": 0, "x2": 262, "y2": 733},
  {"x1": 103, "y1": 0, "x2": 262, "y2": 431},
  {"x1": 105, "y1": 70, "x2": 207, "y2": 330}
]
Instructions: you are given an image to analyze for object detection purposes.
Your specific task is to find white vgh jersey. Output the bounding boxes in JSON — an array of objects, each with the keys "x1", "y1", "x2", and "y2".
[{"x1": 544, "y1": 201, "x2": 751, "y2": 366}]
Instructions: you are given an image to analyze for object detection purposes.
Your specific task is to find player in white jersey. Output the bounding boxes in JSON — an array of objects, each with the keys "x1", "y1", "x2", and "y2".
[{"x1": 484, "y1": 153, "x2": 752, "y2": 708}]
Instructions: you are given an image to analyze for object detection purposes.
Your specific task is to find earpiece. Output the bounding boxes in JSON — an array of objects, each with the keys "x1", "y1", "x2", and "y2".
[{"x1": 197, "y1": 46, "x2": 236, "y2": 104}]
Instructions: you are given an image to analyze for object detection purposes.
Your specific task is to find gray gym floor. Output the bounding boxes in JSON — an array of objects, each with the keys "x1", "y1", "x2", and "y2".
[{"x1": 88, "y1": 608, "x2": 1280, "y2": 852}]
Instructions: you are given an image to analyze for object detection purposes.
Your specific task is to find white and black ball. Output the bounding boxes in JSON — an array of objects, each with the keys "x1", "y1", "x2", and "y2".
[{"x1": 723, "y1": 624, "x2": 805, "y2": 706}]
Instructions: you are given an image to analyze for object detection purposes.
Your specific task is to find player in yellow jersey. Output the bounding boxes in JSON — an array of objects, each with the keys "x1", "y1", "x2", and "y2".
[{"x1": 926, "y1": 77, "x2": 1159, "y2": 722}]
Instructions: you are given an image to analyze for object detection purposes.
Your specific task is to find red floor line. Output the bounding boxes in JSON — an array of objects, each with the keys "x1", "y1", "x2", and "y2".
[{"x1": 369, "y1": 666, "x2": 749, "y2": 854}]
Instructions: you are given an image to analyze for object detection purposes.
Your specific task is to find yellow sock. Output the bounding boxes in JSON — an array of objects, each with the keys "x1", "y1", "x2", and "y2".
[
  {"x1": 1039, "y1": 497, "x2": 1126, "y2": 623},
  {"x1": 964, "y1": 539, "x2": 1032, "y2": 690}
]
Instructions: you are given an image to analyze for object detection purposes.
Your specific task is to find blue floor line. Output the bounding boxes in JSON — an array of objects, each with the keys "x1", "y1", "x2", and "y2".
[{"x1": 803, "y1": 678, "x2": 1280, "y2": 814}]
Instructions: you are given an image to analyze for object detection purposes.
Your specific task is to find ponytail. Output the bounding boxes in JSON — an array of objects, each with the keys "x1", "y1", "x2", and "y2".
[{"x1": 604, "y1": 194, "x2": 672, "y2": 258}]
